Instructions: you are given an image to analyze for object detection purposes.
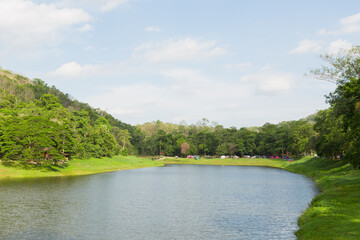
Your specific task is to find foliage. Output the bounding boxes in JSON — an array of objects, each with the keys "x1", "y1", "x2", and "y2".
[
  {"x1": 311, "y1": 46, "x2": 360, "y2": 168},
  {"x1": 0, "y1": 68, "x2": 138, "y2": 165},
  {"x1": 313, "y1": 109, "x2": 347, "y2": 158},
  {"x1": 136, "y1": 118, "x2": 316, "y2": 157},
  {"x1": 0, "y1": 115, "x2": 70, "y2": 164},
  {"x1": 0, "y1": 91, "x2": 123, "y2": 165}
]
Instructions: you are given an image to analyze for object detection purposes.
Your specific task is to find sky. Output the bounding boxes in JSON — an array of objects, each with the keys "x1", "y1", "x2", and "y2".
[{"x1": 1, "y1": 0, "x2": 360, "y2": 128}]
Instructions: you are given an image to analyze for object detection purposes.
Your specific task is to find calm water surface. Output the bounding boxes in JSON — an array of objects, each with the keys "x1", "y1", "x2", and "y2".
[{"x1": 0, "y1": 165, "x2": 318, "y2": 240}]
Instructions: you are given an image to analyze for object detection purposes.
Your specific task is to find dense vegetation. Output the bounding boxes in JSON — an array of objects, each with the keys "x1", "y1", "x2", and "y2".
[
  {"x1": 0, "y1": 69, "x2": 134, "y2": 165},
  {"x1": 1, "y1": 46, "x2": 360, "y2": 170},
  {"x1": 135, "y1": 117, "x2": 316, "y2": 158}
]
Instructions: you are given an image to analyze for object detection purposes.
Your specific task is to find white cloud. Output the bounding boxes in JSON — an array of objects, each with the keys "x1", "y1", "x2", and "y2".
[
  {"x1": 48, "y1": 61, "x2": 130, "y2": 80},
  {"x1": 132, "y1": 38, "x2": 227, "y2": 63},
  {"x1": 57, "y1": 0, "x2": 128, "y2": 12},
  {"x1": 0, "y1": 0, "x2": 90, "y2": 49},
  {"x1": 77, "y1": 23, "x2": 93, "y2": 32},
  {"x1": 100, "y1": 0, "x2": 128, "y2": 12},
  {"x1": 108, "y1": 108, "x2": 145, "y2": 118},
  {"x1": 145, "y1": 27, "x2": 161, "y2": 32},
  {"x1": 289, "y1": 40, "x2": 322, "y2": 54},
  {"x1": 317, "y1": 28, "x2": 327, "y2": 35},
  {"x1": 84, "y1": 45, "x2": 95, "y2": 51},
  {"x1": 49, "y1": 61, "x2": 107, "y2": 78},
  {"x1": 224, "y1": 62, "x2": 252, "y2": 71},
  {"x1": 261, "y1": 64, "x2": 272, "y2": 71},
  {"x1": 241, "y1": 71, "x2": 293, "y2": 94},
  {"x1": 160, "y1": 68, "x2": 249, "y2": 98},
  {"x1": 84, "y1": 65, "x2": 295, "y2": 126},
  {"x1": 327, "y1": 39, "x2": 352, "y2": 54},
  {"x1": 319, "y1": 12, "x2": 360, "y2": 35},
  {"x1": 161, "y1": 68, "x2": 212, "y2": 94},
  {"x1": 86, "y1": 83, "x2": 164, "y2": 119},
  {"x1": 340, "y1": 12, "x2": 360, "y2": 25}
]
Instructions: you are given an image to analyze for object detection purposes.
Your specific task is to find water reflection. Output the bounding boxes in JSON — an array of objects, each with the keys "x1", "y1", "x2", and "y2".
[{"x1": 0, "y1": 165, "x2": 318, "y2": 240}]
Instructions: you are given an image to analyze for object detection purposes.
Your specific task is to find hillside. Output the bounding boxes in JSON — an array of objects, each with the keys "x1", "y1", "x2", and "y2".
[
  {"x1": 0, "y1": 67, "x2": 139, "y2": 145},
  {"x1": 0, "y1": 67, "x2": 144, "y2": 164}
]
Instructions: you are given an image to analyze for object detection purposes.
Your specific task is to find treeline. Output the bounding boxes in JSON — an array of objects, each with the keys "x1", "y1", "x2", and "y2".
[
  {"x1": 134, "y1": 118, "x2": 316, "y2": 158},
  {"x1": 1, "y1": 46, "x2": 360, "y2": 169}
]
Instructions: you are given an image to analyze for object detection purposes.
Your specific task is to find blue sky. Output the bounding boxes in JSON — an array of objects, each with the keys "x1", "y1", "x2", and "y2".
[{"x1": 1, "y1": 0, "x2": 360, "y2": 127}]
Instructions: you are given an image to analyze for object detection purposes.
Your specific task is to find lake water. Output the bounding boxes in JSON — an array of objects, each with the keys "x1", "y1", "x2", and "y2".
[{"x1": 0, "y1": 165, "x2": 318, "y2": 240}]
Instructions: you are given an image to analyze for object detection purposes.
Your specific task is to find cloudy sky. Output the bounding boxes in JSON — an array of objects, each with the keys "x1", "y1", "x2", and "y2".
[{"x1": 1, "y1": 0, "x2": 359, "y2": 127}]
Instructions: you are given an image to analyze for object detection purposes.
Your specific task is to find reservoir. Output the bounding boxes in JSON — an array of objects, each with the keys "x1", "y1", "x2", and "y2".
[{"x1": 0, "y1": 165, "x2": 318, "y2": 240}]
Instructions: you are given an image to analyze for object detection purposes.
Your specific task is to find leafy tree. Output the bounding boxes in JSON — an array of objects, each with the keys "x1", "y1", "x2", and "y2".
[
  {"x1": 155, "y1": 130, "x2": 175, "y2": 156},
  {"x1": 37, "y1": 94, "x2": 62, "y2": 110},
  {"x1": 216, "y1": 143, "x2": 229, "y2": 155},
  {"x1": 287, "y1": 120, "x2": 316, "y2": 156},
  {"x1": 311, "y1": 46, "x2": 360, "y2": 168},
  {"x1": 92, "y1": 124, "x2": 118, "y2": 157},
  {"x1": 0, "y1": 116, "x2": 71, "y2": 165},
  {"x1": 112, "y1": 127, "x2": 132, "y2": 155},
  {"x1": 31, "y1": 79, "x2": 50, "y2": 99},
  {"x1": 196, "y1": 129, "x2": 216, "y2": 155},
  {"x1": 236, "y1": 128, "x2": 257, "y2": 156},
  {"x1": 314, "y1": 109, "x2": 347, "y2": 159},
  {"x1": 95, "y1": 117, "x2": 112, "y2": 130}
]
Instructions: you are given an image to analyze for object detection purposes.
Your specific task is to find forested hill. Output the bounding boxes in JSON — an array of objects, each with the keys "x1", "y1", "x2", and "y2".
[
  {"x1": 0, "y1": 67, "x2": 140, "y2": 164},
  {"x1": 0, "y1": 67, "x2": 134, "y2": 131}
]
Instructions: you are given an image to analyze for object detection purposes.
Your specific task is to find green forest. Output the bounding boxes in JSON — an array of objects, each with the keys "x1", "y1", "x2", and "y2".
[{"x1": 1, "y1": 46, "x2": 360, "y2": 169}]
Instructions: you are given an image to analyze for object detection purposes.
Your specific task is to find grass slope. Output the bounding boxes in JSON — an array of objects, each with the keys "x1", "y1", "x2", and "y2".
[
  {"x1": 0, "y1": 156, "x2": 163, "y2": 179},
  {"x1": 163, "y1": 157, "x2": 360, "y2": 239},
  {"x1": 286, "y1": 158, "x2": 360, "y2": 240}
]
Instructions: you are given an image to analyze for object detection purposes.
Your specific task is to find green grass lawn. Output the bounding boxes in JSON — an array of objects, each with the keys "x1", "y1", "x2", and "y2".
[
  {"x1": 285, "y1": 157, "x2": 360, "y2": 240},
  {"x1": 162, "y1": 157, "x2": 291, "y2": 168},
  {"x1": 0, "y1": 156, "x2": 163, "y2": 179}
]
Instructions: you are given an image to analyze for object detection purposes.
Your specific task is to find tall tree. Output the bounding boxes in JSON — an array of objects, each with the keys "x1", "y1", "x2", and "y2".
[
  {"x1": 311, "y1": 46, "x2": 360, "y2": 168},
  {"x1": 0, "y1": 116, "x2": 71, "y2": 165}
]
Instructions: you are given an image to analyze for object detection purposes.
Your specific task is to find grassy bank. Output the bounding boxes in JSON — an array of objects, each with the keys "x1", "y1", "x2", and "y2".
[
  {"x1": 0, "y1": 156, "x2": 163, "y2": 179},
  {"x1": 163, "y1": 157, "x2": 360, "y2": 239},
  {"x1": 286, "y1": 157, "x2": 360, "y2": 239}
]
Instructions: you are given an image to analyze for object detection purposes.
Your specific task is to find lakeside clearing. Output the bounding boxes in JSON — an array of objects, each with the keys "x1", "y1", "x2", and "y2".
[
  {"x1": 1, "y1": 156, "x2": 359, "y2": 239},
  {"x1": 0, "y1": 156, "x2": 163, "y2": 179}
]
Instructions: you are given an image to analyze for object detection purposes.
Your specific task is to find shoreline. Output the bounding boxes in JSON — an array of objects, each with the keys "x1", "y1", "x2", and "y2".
[
  {"x1": 0, "y1": 156, "x2": 163, "y2": 180},
  {"x1": 1, "y1": 156, "x2": 359, "y2": 239}
]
